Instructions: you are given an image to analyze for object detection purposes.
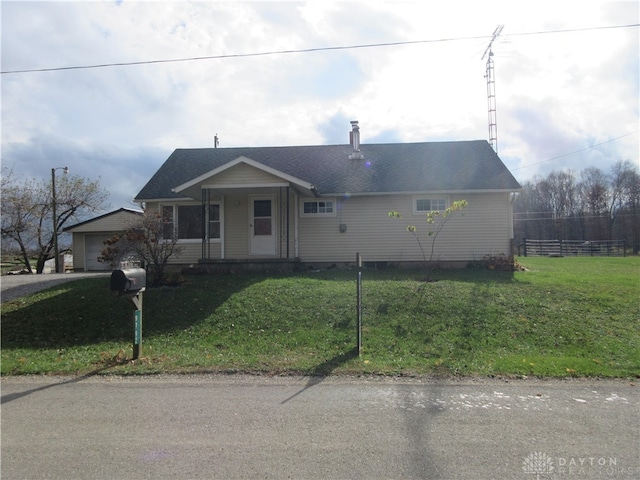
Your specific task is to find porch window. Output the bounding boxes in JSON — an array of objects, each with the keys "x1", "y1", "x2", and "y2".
[
  {"x1": 414, "y1": 197, "x2": 447, "y2": 214},
  {"x1": 162, "y1": 204, "x2": 221, "y2": 241},
  {"x1": 178, "y1": 204, "x2": 221, "y2": 240},
  {"x1": 301, "y1": 199, "x2": 335, "y2": 216},
  {"x1": 177, "y1": 205, "x2": 202, "y2": 239}
]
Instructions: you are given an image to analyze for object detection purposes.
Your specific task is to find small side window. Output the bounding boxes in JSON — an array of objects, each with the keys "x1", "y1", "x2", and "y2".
[
  {"x1": 414, "y1": 197, "x2": 448, "y2": 214},
  {"x1": 301, "y1": 199, "x2": 336, "y2": 217}
]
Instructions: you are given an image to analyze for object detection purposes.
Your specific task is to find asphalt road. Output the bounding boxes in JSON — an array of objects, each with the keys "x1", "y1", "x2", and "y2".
[{"x1": 1, "y1": 375, "x2": 638, "y2": 479}]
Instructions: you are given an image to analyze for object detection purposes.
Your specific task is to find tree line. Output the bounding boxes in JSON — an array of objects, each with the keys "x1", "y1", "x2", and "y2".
[{"x1": 513, "y1": 160, "x2": 640, "y2": 253}]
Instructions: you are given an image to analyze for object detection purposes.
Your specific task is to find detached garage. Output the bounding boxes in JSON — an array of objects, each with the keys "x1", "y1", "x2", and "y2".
[{"x1": 64, "y1": 208, "x2": 143, "y2": 271}]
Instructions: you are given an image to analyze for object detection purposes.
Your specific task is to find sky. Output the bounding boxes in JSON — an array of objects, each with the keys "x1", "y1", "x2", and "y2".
[{"x1": 1, "y1": 0, "x2": 638, "y2": 217}]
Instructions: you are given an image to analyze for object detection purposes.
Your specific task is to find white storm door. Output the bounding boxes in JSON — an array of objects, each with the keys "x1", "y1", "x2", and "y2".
[{"x1": 250, "y1": 196, "x2": 276, "y2": 255}]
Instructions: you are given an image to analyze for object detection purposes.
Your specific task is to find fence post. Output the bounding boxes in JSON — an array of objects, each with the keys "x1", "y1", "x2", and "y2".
[
  {"x1": 356, "y1": 253, "x2": 362, "y2": 356},
  {"x1": 523, "y1": 238, "x2": 527, "y2": 257}
]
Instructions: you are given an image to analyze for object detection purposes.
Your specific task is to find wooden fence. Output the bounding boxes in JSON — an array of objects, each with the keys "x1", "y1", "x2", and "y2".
[{"x1": 522, "y1": 239, "x2": 626, "y2": 257}]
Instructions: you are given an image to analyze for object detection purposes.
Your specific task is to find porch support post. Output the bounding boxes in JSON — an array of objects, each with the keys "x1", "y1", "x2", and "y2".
[
  {"x1": 201, "y1": 189, "x2": 206, "y2": 260},
  {"x1": 220, "y1": 195, "x2": 225, "y2": 260},
  {"x1": 294, "y1": 191, "x2": 299, "y2": 258},
  {"x1": 286, "y1": 186, "x2": 290, "y2": 258}
]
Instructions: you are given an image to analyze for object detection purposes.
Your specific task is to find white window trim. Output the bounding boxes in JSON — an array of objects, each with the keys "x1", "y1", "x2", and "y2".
[
  {"x1": 412, "y1": 195, "x2": 449, "y2": 215},
  {"x1": 160, "y1": 202, "x2": 222, "y2": 243},
  {"x1": 300, "y1": 198, "x2": 337, "y2": 217}
]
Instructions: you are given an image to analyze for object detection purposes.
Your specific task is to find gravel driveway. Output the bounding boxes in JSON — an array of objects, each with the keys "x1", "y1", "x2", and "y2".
[{"x1": 1, "y1": 272, "x2": 110, "y2": 303}]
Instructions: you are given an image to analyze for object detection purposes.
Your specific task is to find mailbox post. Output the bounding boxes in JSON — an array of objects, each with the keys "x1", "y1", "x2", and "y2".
[{"x1": 110, "y1": 268, "x2": 146, "y2": 360}]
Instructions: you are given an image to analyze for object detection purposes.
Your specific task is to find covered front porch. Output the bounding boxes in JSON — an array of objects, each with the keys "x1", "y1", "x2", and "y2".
[{"x1": 171, "y1": 156, "x2": 317, "y2": 265}]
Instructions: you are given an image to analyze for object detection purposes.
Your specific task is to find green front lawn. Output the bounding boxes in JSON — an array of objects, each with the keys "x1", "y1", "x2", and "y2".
[{"x1": 1, "y1": 257, "x2": 638, "y2": 377}]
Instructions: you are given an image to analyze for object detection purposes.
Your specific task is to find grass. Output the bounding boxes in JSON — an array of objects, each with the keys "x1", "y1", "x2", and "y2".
[{"x1": 1, "y1": 257, "x2": 639, "y2": 378}]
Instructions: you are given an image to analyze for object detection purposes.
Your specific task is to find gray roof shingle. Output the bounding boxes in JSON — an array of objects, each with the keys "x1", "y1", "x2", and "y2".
[{"x1": 134, "y1": 140, "x2": 521, "y2": 200}]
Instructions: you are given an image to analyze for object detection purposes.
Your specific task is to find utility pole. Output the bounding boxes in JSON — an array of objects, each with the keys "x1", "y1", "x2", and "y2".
[
  {"x1": 51, "y1": 166, "x2": 69, "y2": 273},
  {"x1": 482, "y1": 25, "x2": 503, "y2": 154}
]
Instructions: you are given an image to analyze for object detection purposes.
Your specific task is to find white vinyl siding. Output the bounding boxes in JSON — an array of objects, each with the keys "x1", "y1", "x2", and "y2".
[
  {"x1": 71, "y1": 232, "x2": 86, "y2": 270},
  {"x1": 208, "y1": 163, "x2": 286, "y2": 186},
  {"x1": 224, "y1": 194, "x2": 250, "y2": 259},
  {"x1": 169, "y1": 243, "x2": 221, "y2": 265},
  {"x1": 68, "y1": 211, "x2": 141, "y2": 232},
  {"x1": 298, "y1": 193, "x2": 513, "y2": 263},
  {"x1": 151, "y1": 191, "x2": 514, "y2": 266}
]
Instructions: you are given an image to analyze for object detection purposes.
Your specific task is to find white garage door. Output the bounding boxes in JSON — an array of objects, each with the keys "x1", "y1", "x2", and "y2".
[{"x1": 85, "y1": 234, "x2": 113, "y2": 271}]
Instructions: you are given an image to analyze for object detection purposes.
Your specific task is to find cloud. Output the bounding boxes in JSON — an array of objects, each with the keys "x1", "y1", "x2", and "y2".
[{"x1": 1, "y1": 1, "x2": 638, "y2": 216}]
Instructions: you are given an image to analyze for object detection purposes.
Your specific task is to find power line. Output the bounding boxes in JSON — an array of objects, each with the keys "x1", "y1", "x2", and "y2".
[
  {"x1": 2, "y1": 23, "x2": 638, "y2": 75},
  {"x1": 511, "y1": 131, "x2": 640, "y2": 172}
]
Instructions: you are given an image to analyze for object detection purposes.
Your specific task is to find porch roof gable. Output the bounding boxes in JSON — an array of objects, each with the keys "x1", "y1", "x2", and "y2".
[{"x1": 172, "y1": 156, "x2": 317, "y2": 199}]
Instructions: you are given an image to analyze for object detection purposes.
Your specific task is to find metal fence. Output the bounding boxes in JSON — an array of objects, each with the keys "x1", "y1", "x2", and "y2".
[{"x1": 522, "y1": 239, "x2": 626, "y2": 257}]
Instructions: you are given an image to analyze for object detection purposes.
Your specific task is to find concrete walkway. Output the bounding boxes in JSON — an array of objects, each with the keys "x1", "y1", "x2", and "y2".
[{"x1": 0, "y1": 272, "x2": 109, "y2": 303}]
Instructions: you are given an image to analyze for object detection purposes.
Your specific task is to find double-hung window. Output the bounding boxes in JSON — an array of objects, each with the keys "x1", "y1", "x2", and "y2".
[
  {"x1": 414, "y1": 197, "x2": 448, "y2": 214},
  {"x1": 162, "y1": 206, "x2": 175, "y2": 239},
  {"x1": 206, "y1": 204, "x2": 221, "y2": 239}
]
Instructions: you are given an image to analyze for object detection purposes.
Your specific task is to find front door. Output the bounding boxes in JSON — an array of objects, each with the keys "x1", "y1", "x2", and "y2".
[{"x1": 250, "y1": 196, "x2": 276, "y2": 255}]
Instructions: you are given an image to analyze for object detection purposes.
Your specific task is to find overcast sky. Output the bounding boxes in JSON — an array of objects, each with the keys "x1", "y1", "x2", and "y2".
[{"x1": 2, "y1": 1, "x2": 638, "y2": 216}]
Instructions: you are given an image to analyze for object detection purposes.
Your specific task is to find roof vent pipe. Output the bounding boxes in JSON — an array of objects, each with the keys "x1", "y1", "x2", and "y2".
[{"x1": 348, "y1": 120, "x2": 365, "y2": 160}]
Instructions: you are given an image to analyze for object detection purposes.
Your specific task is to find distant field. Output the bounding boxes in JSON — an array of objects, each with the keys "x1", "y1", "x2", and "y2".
[{"x1": 1, "y1": 256, "x2": 638, "y2": 377}]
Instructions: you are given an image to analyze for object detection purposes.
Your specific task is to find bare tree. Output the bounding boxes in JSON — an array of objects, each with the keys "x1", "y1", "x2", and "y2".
[
  {"x1": 607, "y1": 160, "x2": 638, "y2": 240},
  {"x1": 1, "y1": 167, "x2": 109, "y2": 273},
  {"x1": 537, "y1": 171, "x2": 579, "y2": 239},
  {"x1": 621, "y1": 165, "x2": 640, "y2": 253},
  {"x1": 100, "y1": 210, "x2": 181, "y2": 286},
  {"x1": 513, "y1": 177, "x2": 550, "y2": 240},
  {"x1": 577, "y1": 166, "x2": 609, "y2": 239}
]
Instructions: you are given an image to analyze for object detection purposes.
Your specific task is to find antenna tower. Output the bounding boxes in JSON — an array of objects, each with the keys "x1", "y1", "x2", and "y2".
[{"x1": 482, "y1": 25, "x2": 503, "y2": 154}]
